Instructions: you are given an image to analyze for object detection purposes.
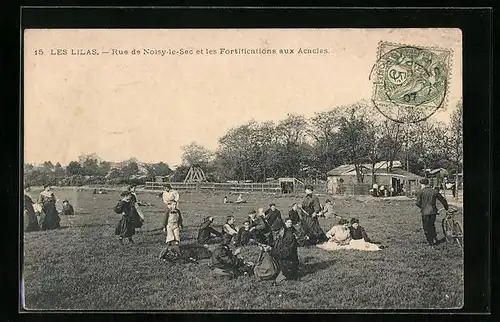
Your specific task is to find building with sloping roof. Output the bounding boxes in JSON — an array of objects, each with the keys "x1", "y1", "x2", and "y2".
[{"x1": 326, "y1": 161, "x2": 423, "y2": 195}]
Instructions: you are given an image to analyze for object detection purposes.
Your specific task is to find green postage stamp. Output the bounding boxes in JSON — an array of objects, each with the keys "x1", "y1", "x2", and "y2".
[{"x1": 371, "y1": 41, "x2": 452, "y2": 123}]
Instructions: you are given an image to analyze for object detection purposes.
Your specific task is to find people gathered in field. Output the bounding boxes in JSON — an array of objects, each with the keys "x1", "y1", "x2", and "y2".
[{"x1": 24, "y1": 182, "x2": 392, "y2": 284}]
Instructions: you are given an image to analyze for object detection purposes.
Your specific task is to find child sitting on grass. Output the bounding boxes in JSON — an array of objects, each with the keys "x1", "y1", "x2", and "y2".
[{"x1": 60, "y1": 199, "x2": 75, "y2": 216}]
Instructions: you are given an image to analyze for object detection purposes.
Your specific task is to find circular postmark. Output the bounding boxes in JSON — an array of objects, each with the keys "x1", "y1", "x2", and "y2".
[{"x1": 370, "y1": 42, "x2": 451, "y2": 123}]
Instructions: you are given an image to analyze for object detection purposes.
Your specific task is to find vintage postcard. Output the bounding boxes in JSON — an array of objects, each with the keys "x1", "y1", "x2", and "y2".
[{"x1": 22, "y1": 28, "x2": 463, "y2": 310}]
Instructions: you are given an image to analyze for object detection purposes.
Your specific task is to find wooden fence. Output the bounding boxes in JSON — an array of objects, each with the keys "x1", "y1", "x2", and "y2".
[
  {"x1": 145, "y1": 181, "x2": 328, "y2": 194},
  {"x1": 145, "y1": 181, "x2": 282, "y2": 193}
]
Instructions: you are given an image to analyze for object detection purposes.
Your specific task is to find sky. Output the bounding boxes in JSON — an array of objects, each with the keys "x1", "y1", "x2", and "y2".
[{"x1": 24, "y1": 28, "x2": 462, "y2": 167}]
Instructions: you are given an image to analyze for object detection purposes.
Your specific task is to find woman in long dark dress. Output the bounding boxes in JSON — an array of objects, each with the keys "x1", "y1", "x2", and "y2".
[
  {"x1": 300, "y1": 185, "x2": 327, "y2": 244},
  {"x1": 128, "y1": 185, "x2": 144, "y2": 229},
  {"x1": 37, "y1": 185, "x2": 61, "y2": 230},
  {"x1": 270, "y1": 218, "x2": 299, "y2": 281},
  {"x1": 114, "y1": 191, "x2": 136, "y2": 244},
  {"x1": 24, "y1": 189, "x2": 40, "y2": 232}
]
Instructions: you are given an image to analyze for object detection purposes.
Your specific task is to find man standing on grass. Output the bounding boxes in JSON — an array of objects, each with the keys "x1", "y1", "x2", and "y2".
[{"x1": 415, "y1": 178, "x2": 449, "y2": 247}]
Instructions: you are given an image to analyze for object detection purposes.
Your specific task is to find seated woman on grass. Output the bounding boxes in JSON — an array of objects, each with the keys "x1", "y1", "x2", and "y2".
[
  {"x1": 211, "y1": 234, "x2": 253, "y2": 278},
  {"x1": 325, "y1": 218, "x2": 351, "y2": 245},
  {"x1": 317, "y1": 218, "x2": 382, "y2": 252},
  {"x1": 348, "y1": 218, "x2": 371, "y2": 242},
  {"x1": 349, "y1": 218, "x2": 385, "y2": 249},
  {"x1": 197, "y1": 216, "x2": 224, "y2": 245}
]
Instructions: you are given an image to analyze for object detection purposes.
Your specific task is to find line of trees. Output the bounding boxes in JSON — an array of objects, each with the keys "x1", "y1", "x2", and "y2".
[{"x1": 24, "y1": 100, "x2": 463, "y2": 187}]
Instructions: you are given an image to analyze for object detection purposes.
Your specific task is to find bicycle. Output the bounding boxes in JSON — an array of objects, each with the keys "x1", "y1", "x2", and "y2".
[{"x1": 439, "y1": 207, "x2": 463, "y2": 249}]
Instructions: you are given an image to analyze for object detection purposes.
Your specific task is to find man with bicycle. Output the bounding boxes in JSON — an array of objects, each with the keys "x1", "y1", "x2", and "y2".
[{"x1": 415, "y1": 178, "x2": 449, "y2": 247}]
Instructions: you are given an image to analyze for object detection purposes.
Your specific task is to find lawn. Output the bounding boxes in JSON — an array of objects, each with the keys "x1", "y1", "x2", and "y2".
[{"x1": 22, "y1": 188, "x2": 464, "y2": 310}]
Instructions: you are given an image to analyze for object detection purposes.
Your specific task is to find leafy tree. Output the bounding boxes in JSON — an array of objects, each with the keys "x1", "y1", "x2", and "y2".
[
  {"x1": 276, "y1": 114, "x2": 308, "y2": 178},
  {"x1": 82, "y1": 158, "x2": 100, "y2": 176},
  {"x1": 171, "y1": 165, "x2": 191, "y2": 182},
  {"x1": 54, "y1": 162, "x2": 66, "y2": 178},
  {"x1": 217, "y1": 122, "x2": 254, "y2": 181},
  {"x1": 97, "y1": 161, "x2": 111, "y2": 176},
  {"x1": 66, "y1": 161, "x2": 83, "y2": 175},
  {"x1": 444, "y1": 100, "x2": 463, "y2": 193},
  {"x1": 153, "y1": 162, "x2": 173, "y2": 176},
  {"x1": 41, "y1": 161, "x2": 54, "y2": 173},
  {"x1": 181, "y1": 142, "x2": 214, "y2": 168},
  {"x1": 335, "y1": 103, "x2": 375, "y2": 183},
  {"x1": 122, "y1": 161, "x2": 139, "y2": 178},
  {"x1": 309, "y1": 110, "x2": 342, "y2": 176}
]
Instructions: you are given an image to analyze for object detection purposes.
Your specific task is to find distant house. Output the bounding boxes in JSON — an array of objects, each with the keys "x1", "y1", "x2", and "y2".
[{"x1": 326, "y1": 160, "x2": 423, "y2": 195}]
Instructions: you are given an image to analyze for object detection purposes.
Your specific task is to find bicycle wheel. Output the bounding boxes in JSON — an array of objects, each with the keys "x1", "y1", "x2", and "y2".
[
  {"x1": 453, "y1": 221, "x2": 463, "y2": 249},
  {"x1": 442, "y1": 218, "x2": 454, "y2": 242}
]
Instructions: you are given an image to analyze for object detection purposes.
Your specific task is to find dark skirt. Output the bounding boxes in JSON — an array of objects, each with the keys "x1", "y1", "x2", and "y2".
[
  {"x1": 39, "y1": 203, "x2": 60, "y2": 230},
  {"x1": 278, "y1": 259, "x2": 299, "y2": 280},
  {"x1": 24, "y1": 210, "x2": 40, "y2": 232},
  {"x1": 115, "y1": 215, "x2": 136, "y2": 238},
  {"x1": 301, "y1": 216, "x2": 327, "y2": 244},
  {"x1": 131, "y1": 205, "x2": 143, "y2": 228}
]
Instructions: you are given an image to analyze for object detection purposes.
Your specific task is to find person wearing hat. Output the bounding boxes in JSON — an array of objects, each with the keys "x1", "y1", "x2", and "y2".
[
  {"x1": 300, "y1": 185, "x2": 328, "y2": 244},
  {"x1": 60, "y1": 199, "x2": 75, "y2": 216},
  {"x1": 37, "y1": 184, "x2": 61, "y2": 230},
  {"x1": 415, "y1": 178, "x2": 449, "y2": 246},
  {"x1": 265, "y1": 203, "x2": 284, "y2": 242},
  {"x1": 114, "y1": 191, "x2": 136, "y2": 244}
]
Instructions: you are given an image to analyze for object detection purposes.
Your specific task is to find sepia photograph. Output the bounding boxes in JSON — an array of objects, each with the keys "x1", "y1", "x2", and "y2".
[{"x1": 22, "y1": 28, "x2": 463, "y2": 311}]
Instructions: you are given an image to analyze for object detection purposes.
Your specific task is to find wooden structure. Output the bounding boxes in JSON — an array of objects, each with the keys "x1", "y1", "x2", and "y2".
[
  {"x1": 327, "y1": 161, "x2": 423, "y2": 196},
  {"x1": 278, "y1": 177, "x2": 304, "y2": 194},
  {"x1": 184, "y1": 166, "x2": 207, "y2": 183}
]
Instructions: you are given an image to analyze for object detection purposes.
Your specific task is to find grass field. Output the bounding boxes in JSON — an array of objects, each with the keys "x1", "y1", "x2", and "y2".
[{"x1": 22, "y1": 188, "x2": 464, "y2": 310}]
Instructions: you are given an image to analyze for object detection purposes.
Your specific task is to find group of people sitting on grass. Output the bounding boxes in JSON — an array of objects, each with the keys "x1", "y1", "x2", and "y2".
[
  {"x1": 23, "y1": 185, "x2": 76, "y2": 232},
  {"x1": 223, "y1": 194, "x2": 247, "y2": 204},
  {"x1": 152, "y1": 184, "x2": 383, "y2": 282}
]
